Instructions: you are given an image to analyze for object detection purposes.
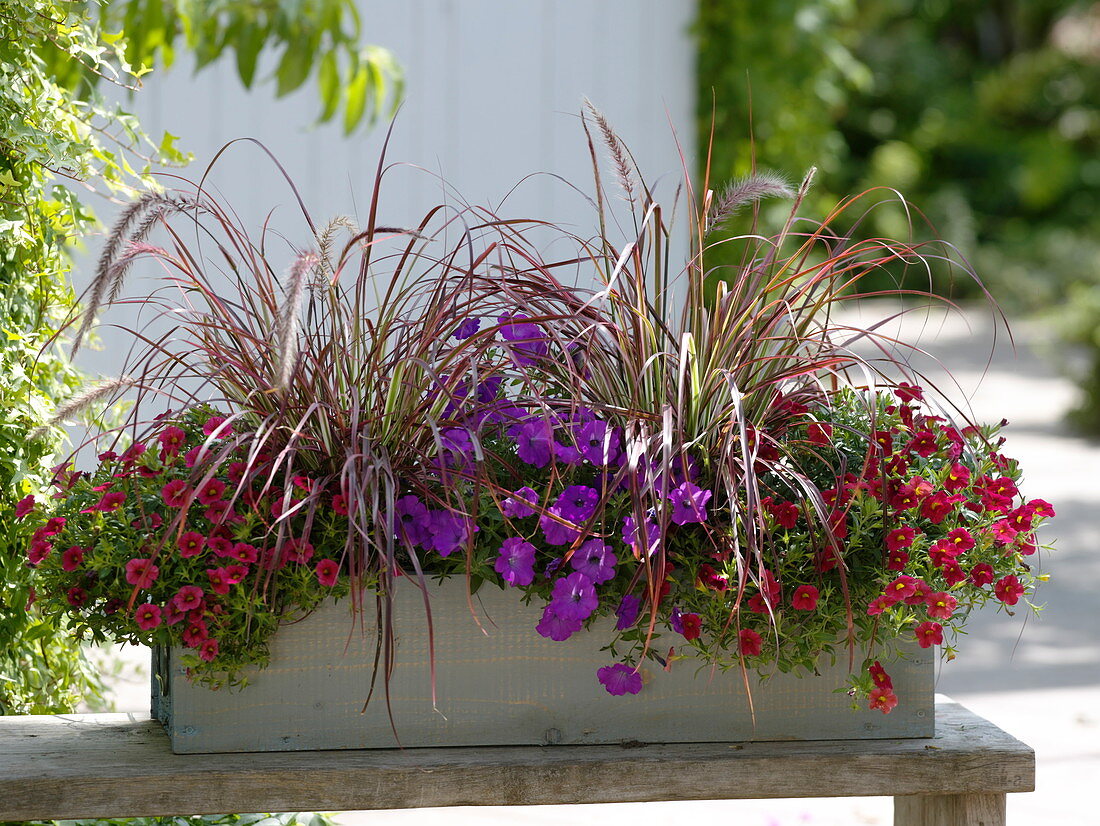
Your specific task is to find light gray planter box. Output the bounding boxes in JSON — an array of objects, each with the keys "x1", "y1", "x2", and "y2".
[{"x1": 151, "y1": 581, "x2": 934, "y2": 754}]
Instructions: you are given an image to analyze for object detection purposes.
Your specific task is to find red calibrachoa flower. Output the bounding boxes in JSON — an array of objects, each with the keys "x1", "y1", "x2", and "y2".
[
  {"x1": 925, "y1": 591, "x2": 957, "y2": 620},
  {"x1": 206, "y1": 567, "x2": 232, "y2": 595},
  {"x1": 908, "y1": 430, "x2": 938, "y2": 458},
  {"x1": 125, "y1": 558, "x2": 159, "y2": 588},
  {"x1": 765, "y1": 498, "x2": 800, "y2": 530},
  {"x1": 60, "y1": 546, "x2": 84, "y2": 572},
  {"x1": 991, "y1": 520, "x2": 1017, "y2": 546},
  {"x1": 1028, "y1": 499, "x2": 1056, "y2": 518},
  {"x1": 315, "y1": 558, "x2": 339, "y2": 587},
  {"x1": 807, "y1": 421, "x2": 832, "y2": 445},
  {"x1": 231, "y1": 542, "x2": 259, "y2": 563},
  {"x1": 994, "y1": 575, "x2": 1025, "y2": 606},
  {"x1": 943, "y1": 462, "x2": 971, "y2": 492},
  {"x1": 27, "y1": 539, "x2": 52, "y2": 566},
  {"x1": 792, "y1": 585, "x2": 819, "y2": 611},
  {"x1": 65, "y1": 586, "x2": 88, "y2": 608},
  {"x1": 738, "y1": 628, "x2": 763, "y2": 657},
  {"x1": 172, "y1": 585, "x2": 205, "y2": 612},
  {"x1": 696, "y1": 563, "x2": 729, "y2": 591},
  {"x1": 331, "y1": 493, "x2": 349, "y2": 516},
  {"x1": 921, "y1": 492, "x2": 964, "y2": 524},
  {"x1": 884, "y1": 575, "x2": 918, "y2": 603},
  {"x1": 158, "y1": 426, "x2": 187, "y2": 457},
  {"x1": 680, "y1": 612, "x2": 702, "y2": 641},
  {"x1": 161, "y1": 479, "x2": 192, "y2": 508},
  {"x1": 904, "y1": 578, "x2": 932, "y2": 606},
  {"x1": 969, "y1": 563, "x2": 995, "y2": 587},
  {"x1": 199, "y1": 638, "x2": 220, "y2": 662},
  {"x1": 182, "y1": 619, "x2": 208, "y2": 647},
  {"x1": 208, "y1": 536, "x2": 234, "y2": 558},
  {"x1": 885, "y1": 526, "x2": 918, "y2": 551},
  {"x1": 915, "y1": 621, "x2": 944, "y2": 649},
  {"x1": 869, "y1": 686, "x2": 899, "y2": 713},
  {"x1": 868, "y1": 660, "x2": 892, "y2": 689},
  {"x1": 282, "y1": 538, "x2": 314, "y2": 564},
  {"x1": 886, "y1": 549, "x2": 909, "y2": 571},
  {"x1": 196, "y1": 478, "x2": 227, "y2": 506},
  {"x1": 15, "y1": 494, "x2": 35, "y2": 519},
  {"x1": 134, "y1": 603, "x2": 162, "y2": 630},
  {"x1": 942, "y1": 560, "x2": 966, "y2": 587},
  {"x1": 867, "y1": 595, "x2": 892, "y2": 615},
  {"x1": 178, "y1": 531, "x2": 205, "y2": 558},
  {"x1": 223, "y1": 563, "x2": 249, "y2": 584}
]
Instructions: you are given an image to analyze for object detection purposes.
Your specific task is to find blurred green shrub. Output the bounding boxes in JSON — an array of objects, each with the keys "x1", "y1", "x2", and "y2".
[{"x1": 697, "y1": 0, "x2": 1100, "y2": 429}]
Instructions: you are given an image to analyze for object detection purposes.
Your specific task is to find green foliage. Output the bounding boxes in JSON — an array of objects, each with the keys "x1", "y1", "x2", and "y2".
[
  {"x1": 697, "y1": 0, "x2": 1100, "y2": 429},
  {"x1": 68, "y1": 0, "x2": 403, "y2": 134}
]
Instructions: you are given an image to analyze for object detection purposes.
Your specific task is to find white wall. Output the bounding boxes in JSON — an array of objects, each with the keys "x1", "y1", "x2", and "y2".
[{"x1": 74, "y1": 0, "x2": 697, "y2": 379}]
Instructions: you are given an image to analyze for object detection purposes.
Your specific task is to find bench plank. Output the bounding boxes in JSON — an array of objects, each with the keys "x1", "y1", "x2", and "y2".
[{"x1": 0, "y1": 698, "x2": 1033, "y2": 821}]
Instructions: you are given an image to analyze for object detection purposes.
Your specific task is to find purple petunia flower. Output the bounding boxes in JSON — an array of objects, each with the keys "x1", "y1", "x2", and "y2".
[
  {"x1": 453, "y1": 317, "x2": 481, "y2": 339},
  {"x1": 555, "y1": 485, "x2": 599, "y2": 524},
  {"x1": 536, "y1": 603, "x2": 584, "y2": 641},
  {"x1": 550, "y1": 571, "x2": 598, "y2": 622},
  {"x1": 508, "y1": 418, "x2": 554, "y2": 468},
  {"x1": 395, "y1": 495, "x2": 431, "y2": 547},
  {"x1": 622, "y1": 515, "x2": 661, "y2": 556},
  {"x1": 570, "y1": 539, "x2": 617, "y2": 584},
  {"x1": 576, "y1": 419, "x2": 623, "y2": 466},
  {"x1": 597, "y1": 663, "x2": 643, "y2": 696},
  {"x1": 539, "y1": 507, "x2": 582, "y2": 546},
  {"x1": 552, "y1": 439, "x2": 584, "y2": 465},
  {"x1": 498, "y1": 313, "x2": 549, "y2": 367},
  {"x1": 615, "y1": 594, "x2": 641, "y2": 630},
  {"x1": 670, "y1": 606, "x2": 684, "y2": 634},
  {"x1": 668, "y1": 481, "x2": 713, "y2": 526},
  {"x1": 440, "y1": 427, "x2": 475, "y2": 470},
  {"x1": 424, "y1": 509, "x2": 476, "y2": 557},
  {"x1": 494, "y1": 537, "x2": 537, "y2": 586},
  {"x1": 501, "y1": 486, "x2": 539, "y2": 518}
]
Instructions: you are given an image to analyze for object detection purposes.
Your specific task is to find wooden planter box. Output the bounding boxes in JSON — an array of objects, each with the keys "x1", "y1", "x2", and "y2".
[{"x1": 151, "y1": 581, "x2": 934, "y2": 754}]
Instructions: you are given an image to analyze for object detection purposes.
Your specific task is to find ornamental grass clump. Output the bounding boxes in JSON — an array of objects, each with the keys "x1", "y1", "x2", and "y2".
[{"x1": 26, "y1": 111, "x2": 1053, "y2": 712}]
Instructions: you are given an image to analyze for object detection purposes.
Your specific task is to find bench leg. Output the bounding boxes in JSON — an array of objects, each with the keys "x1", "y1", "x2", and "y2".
[{"x1": 894, "y1": 793, "x2": 1006, "y2": 826}]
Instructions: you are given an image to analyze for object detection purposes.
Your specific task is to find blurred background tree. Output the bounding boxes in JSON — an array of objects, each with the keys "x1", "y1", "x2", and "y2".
[
  {"x1": 697, "y1": 0, "x2": 1100, "y2": 430},
  {"x1": 0, "y1": 0, "x2": 400, "y2": 716}
]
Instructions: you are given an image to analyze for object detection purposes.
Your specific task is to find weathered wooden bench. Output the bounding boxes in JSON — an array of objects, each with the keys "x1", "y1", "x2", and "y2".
[{"x1": 0, "y1": 697, "x2": 1032, "y2": 826}]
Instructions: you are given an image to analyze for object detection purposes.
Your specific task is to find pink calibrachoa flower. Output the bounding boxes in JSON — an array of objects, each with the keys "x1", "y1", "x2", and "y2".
[
  {"x1": 158, "y1": 426, "x2": 187, "y2": 456},
  {"x1": 172, "y1": 585, "x2": 205, "y2": 612},
  {"x1": 161, "y1": 479, "x2": 192, "y2": 508},
  {"x1": 178, "y1": 531, "x2": 205, "y2": 558},
  {"x1": 926, "y1": 591, "x2": 958, "y2": 620},
  {"x1": 125, "y1": 558, "x2": 159, "y2": 588},
  {"x1": 969, "y1": 563, "x2": 995, "y2": 587},
  {"x1": 738, "y1": 628, "x2": 764, "y2": 657},
  {"x1": 202, "y1": 416, "x2": 228, "y2": 437},
  {"x1": 134, "y1": 603, "x2": 162, "y2": 630},
  {"x1": 15, "y1": 494, "x2": 35, "y2": 519},
  {"x1": 198, "y1": 637, "x2": 220, "y2": 662},
  {"x1": 792, "y1": 585, "x2": 820, "y2": 611},
  {"x1": 990, "y1": 519, "x2": 1018, "y2": 546},
  {"x1": 60, "y1": 546, "x2": 84, "y2": 572},
  {"x1": 597, "y1": 663, "x2": 643, "y2": 696},
  {"x1": 994, "y1": 575, "x2": 1025, "y2": 606},
  {"x1": 315, "y1": 558, "x2": 340, "y2": 587},
  {"x1": 206, "y1": 567, "x2": 232, "y2": 596},
  {"x1": 885, "y1": 526, "x2": 918, "y2": 551},
  {"x1": 915, "y1": 621, "x2": 944, "y2": 648},
  {"x1": 869, "y1": 686, "x2": 899, "y2": 714},
  {"x1": 196, "y1": 479, "x2": 226, "y2": 506}
]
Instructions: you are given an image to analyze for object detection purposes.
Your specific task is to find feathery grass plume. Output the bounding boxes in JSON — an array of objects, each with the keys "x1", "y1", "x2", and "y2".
[
  {"x1": 273, "y1": 252, "x2": 318, "y2": 391},
  {"x1": 315, "y1": 216, "x2": 358, "y2": 281},
  {"x1": 72, "y1": 191, "x2": 202, "y2": 355},
  {"x1": 706, "y1": 171, "x2": 794, "y2": 235},
  {"x1": 584, "y1": 98, "x2": 637, "y2": 204},
  {"x1": 30, "y1": 376, "x2": 135, "y2": 439}
]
